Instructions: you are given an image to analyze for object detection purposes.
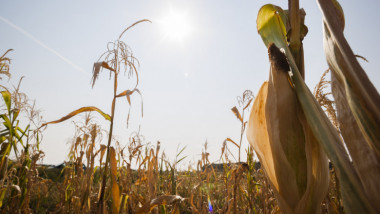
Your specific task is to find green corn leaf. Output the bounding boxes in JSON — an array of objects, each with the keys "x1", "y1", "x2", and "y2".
[
  {"x1": 257, "y1": 4, "x2": 288, "y2": 50},
  {"x1": 1, "y1": 115, "x2": 11, "y2": 130},
  {"x1": 0, "y1": 188, "x2": 6, "y2": 208},
  {"x1": 256, "y1": 3, "x2": 375, "y2": 213},
  {"x1": 0, "y1": 91, "x2": 11, "y2": 114}
]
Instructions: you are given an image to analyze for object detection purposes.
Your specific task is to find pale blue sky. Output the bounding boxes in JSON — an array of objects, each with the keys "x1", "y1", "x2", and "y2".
[{"x1": 1, "y1": 0, "x2": 379, "y2": 165}]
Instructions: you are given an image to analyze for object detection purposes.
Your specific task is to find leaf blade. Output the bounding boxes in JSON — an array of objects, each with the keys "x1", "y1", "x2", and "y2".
[{"x1": 40, "y1": 106, "x2": 111, "y2": 128}]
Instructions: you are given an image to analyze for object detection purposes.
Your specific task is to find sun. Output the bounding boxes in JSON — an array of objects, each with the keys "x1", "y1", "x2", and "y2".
[{"x1": 161, "y1": 11, "x2": 192, "y2": 41}]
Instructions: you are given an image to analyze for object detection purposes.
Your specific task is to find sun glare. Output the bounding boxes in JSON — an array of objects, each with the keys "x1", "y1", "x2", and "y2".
[{"x1": 161, "y1": 11, "x2": 192, "y2": 41}]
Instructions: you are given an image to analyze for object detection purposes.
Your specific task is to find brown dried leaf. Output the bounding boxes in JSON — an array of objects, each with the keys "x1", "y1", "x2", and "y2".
[
  {"x1": 231, "y1": 106, "x2": 243, "y2": 123},
  {"x1": 118, "y1": 19, "x2": 152, "y2": 40},
  {"x1": 320, "y1": 0, "x2": 380, "y2": 211},
  {"x1": 320, "y1": 0, "x2": 380, "y2": 157},
  {"x1": 243, "y1": 98, "x2": 253, "y2": 110},
  {"x1": 225, "y1": 138, "x2": 239, "y2": 149},
  {"x1": 136, "y1": 195, "x2": 184, "y2": 214},
  {"x1": 331, "y1": 72, "x2": 380, "y2": 209},
  {"x1": 116, "y1": 88, "x2": 143, "y2": 117},
  {"x1": 91, "y1": 61, "x2": 115, "y2": 88}
]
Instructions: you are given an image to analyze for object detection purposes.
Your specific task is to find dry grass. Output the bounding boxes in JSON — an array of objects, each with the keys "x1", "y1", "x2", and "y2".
[{"x1": 313, "y1": 69, "x2": 339, "y2": 130}]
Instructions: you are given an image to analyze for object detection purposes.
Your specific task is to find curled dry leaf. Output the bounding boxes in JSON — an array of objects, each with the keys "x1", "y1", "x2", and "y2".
[
  {"x1": 225, "y1": 138, "x2": 240, "y2": 149},
  {"x1": 40, "y1": 106, "x2": 111, "y2": 128},
  {"x1": 91, "y1": 61, "x2": 116, "y2": 88},
  {"x1": 0, "y1": 49, "x2": 13, "y2": 79},
  {"x1": 118, "y1": 19, "x2": 152, "y2": 40}
]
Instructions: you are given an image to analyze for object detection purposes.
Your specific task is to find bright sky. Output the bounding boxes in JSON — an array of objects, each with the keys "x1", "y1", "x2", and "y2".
[{"x1": 1, "y1": 0, "x2": 379, "y2": 166}]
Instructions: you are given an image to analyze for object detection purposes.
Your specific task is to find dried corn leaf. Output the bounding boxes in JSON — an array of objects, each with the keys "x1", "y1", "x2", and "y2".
[
  {"x1": 231, "y1": 106, "x2": 243, "y2": 123},
  {"x1": 0, "y1": 49, "x2": 12, "y2": 79},
  {"x1": 320, "y1": 0, "x2": 380, "y2": 157},
  {"x1": 136, "y1": 195, "x2": 184, "y2": 214},
  {"x1": 40, "y1": 106, "x2": 111, "y2": 128},
  {"x1": 97, "y1": 144, "x2": 107, "y2": 164},
  {"x1": 225, "y1": 138, "x2": 239, "y2": 149},
  {"x1": 110, "y1": 147, "x2": 120, "y2": 214},
  {"x1": 91, "y1": 61, "x2": 116, "y2": 88},
  {"x1": 134, "y1": 175, "x2": 147, "y2": 186},
  {"x1": 247, "y1": 82, "x2": 279, "y2": 196},
  {"x1": 116, "y1": 88, "x2": 143, "y2": 118},
  {"x1": 118, "y1": 19, "x2": 151, "y2": 40},
  {"x1": 331, "y1": 73, "x2": 380, "y2": 211},
  {"x1": 243, "y1": 98, "x2": 253, "y2": 110},
  {"x1": 319, "y1": 1, "x2": 380, "y2": 211}
]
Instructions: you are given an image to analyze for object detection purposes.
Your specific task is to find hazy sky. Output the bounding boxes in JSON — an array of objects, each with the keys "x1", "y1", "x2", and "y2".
[{"x1": 1, "y1": 0, "x2": 379, "y2": 166}]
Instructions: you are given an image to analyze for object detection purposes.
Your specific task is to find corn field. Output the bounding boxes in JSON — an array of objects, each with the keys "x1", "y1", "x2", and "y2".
[{"x1": 1, "y1": 0, "x2": 379, "y2": 213}]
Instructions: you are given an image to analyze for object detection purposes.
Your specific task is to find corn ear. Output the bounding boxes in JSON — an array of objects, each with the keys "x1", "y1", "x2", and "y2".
[{"x1": 247, "y1": 43, "x2": 329, "y2": 213}]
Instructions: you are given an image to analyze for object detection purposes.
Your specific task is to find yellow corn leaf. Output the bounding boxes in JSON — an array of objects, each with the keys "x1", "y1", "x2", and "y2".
[
  {"x1": 40, "y1": 106, "x2": 111, "y2": 128},
  {"x1": 110, "y1": 147, "x2": 120, "y2": 214},
  {"x1": 0, "y1": 188, "x2": 5, "y2": 208},
  {"x1": 0, "y1": 154, "x2": 8, "y2": 180},
  {"x1": 257, "y1": 4, "x2": 288, "y2": 50},
  {"x1": 0, "y1": 91, "x2": 11, "y2": 113}
]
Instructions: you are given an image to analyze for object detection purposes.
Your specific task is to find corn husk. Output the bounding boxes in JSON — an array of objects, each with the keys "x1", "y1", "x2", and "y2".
[{"x1": 247, "y1": 43, "x2": 329, "y2": 214}]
